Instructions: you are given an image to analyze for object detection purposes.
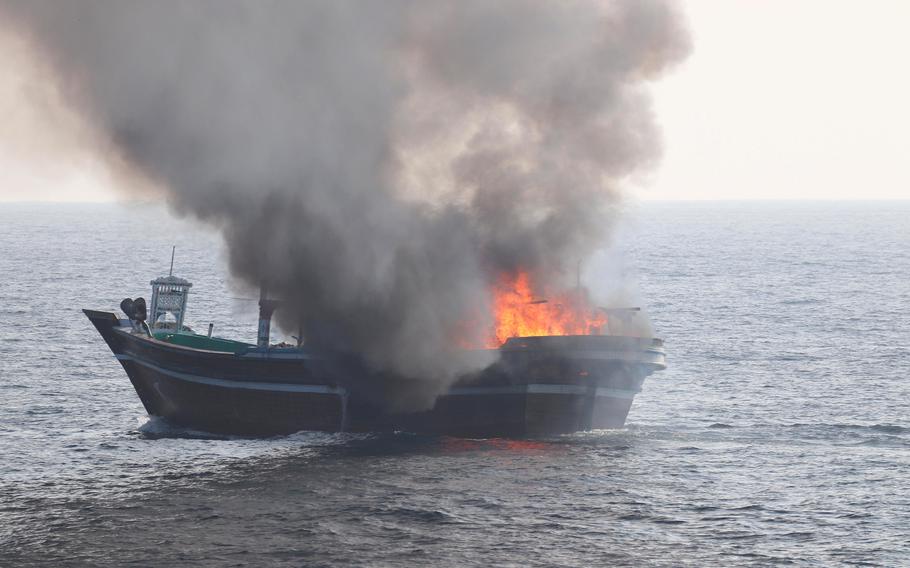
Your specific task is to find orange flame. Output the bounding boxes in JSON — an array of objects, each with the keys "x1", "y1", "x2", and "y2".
[{"x1": 483, "y1": 271, "x2": 607, "y2": 347}]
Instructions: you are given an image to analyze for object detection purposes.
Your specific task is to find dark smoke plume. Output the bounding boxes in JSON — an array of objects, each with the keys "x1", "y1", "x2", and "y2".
[{"x1": 1, "y1": 0, "x2": 690, "y2": 409}]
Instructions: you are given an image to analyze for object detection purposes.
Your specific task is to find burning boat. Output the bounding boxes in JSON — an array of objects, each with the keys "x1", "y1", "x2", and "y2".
[{"x1": 85, "y1": 264, "x2": 665, "y2": 437}]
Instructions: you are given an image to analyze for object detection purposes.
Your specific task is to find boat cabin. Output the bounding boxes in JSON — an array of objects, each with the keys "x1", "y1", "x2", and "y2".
[{"x1": 149, "y1": 275, "x2": 192, "y2": 332}]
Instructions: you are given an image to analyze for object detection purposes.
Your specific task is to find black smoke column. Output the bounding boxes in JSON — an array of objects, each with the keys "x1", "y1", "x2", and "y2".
[{"x1": 0, "y1": 1, "x2": 691, "y2": 409}]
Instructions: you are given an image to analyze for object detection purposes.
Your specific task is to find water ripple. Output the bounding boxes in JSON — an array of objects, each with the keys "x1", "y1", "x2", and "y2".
[{"x1": 1, "y1": 203, "x2": 908, "y2": 567}]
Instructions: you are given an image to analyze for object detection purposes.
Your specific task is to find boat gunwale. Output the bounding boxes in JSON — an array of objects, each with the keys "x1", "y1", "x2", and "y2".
[{"x1": 102, "y1": 311, "x2": 666, "y2": 368}]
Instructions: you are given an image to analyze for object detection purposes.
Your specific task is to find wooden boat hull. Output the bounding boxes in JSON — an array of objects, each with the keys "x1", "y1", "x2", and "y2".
[{"x1": 85, "y1": 309, "x2": 665, "y2": 437}]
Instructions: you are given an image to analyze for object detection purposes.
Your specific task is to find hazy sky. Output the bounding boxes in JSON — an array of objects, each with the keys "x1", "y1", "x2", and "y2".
[
  {"x1": 648, "y1": 0, "x2": 910, "y2": 200},
  {"x1": 1, "y1": 1, "x2": 908, "y2": 202}
]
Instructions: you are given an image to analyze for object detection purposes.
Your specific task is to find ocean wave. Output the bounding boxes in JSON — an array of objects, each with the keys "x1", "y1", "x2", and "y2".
[
  {"x1": 135, "y1": 416, "x2": 237, "y2": 440},
  {"x1": 785, "y1": 422, "x2": 907, "y2": 435},
  {"x1": 133, "y1": 416, "x2": 367, "y2": 446}
]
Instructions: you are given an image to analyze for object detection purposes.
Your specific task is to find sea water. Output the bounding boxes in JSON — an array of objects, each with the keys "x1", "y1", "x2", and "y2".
[{"x1": 0, "y1": 201, "x2": 907, "y2": 566}]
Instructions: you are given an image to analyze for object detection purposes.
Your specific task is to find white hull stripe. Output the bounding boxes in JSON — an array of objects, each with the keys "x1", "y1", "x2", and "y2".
[
  {"x1": 448, "y1": 385, "x2": 639, "y2": 399},
  {"x1": 116, "y1": 355, "x2": 639, "y2": 399},
  {"x1": 116, "y1": 354, "x2": 345, "y2": 395},
  {"x1": 593, "y1": 387, "x2": 639, "y2": 399}
]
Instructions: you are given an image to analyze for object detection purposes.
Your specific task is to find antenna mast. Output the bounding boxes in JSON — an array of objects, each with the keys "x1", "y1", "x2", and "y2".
[{"x1": 169, "y1": 246, "x2": 175, "y2": 277}]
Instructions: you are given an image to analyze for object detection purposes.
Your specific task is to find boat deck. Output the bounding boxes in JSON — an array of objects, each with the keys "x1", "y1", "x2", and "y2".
[{"x1": 152, "y1": 331, "x2": 254, "y2": 354}]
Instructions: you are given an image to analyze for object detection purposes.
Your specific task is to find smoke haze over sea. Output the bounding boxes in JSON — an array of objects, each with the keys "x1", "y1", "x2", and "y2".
[{"x1": 0, "y1": 1, "x2": 690, "y2": 407}]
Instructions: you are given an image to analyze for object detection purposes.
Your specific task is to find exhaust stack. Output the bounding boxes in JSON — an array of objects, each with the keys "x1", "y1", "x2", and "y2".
[{"x1": 257, "y1": 286, "x2": 279, "y2": 348}]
